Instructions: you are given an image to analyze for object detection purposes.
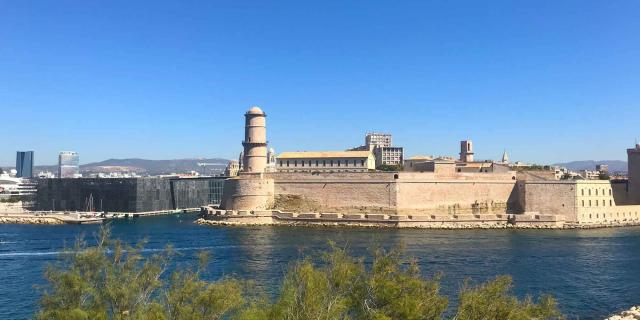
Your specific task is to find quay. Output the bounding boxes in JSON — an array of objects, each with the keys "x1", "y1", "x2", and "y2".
[{"x1": 0, "y1": 207, "x2": 202, "y2": 225}]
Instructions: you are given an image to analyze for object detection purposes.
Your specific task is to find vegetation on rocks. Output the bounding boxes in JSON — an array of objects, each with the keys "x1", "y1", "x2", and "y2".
[{"x1": 37, "y1": 227, "x2": 563, "y2": 320}]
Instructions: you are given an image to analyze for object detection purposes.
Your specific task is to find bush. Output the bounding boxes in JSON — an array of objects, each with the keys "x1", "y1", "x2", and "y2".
[{"x1": 37, "y1": 227, "x2": 563, "y2": 320}]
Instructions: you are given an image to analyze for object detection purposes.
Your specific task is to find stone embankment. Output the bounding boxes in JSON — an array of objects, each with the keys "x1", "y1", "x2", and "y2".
[
  {"x1": 605, "y1": 306, "x2": 640, "y2": 320},
  {"x1": 197, "y1": 207, "x2": 640, "y2": 229},
  {"x1": 0, "y1": 216, "x2": 64, "y2": 225}
]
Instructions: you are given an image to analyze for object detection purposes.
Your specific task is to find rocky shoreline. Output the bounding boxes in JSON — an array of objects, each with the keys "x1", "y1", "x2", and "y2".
[
  {"x1": 606, "y1": 306, "x2": 640, "y2": 320},
  {"x1": 0, "y1": 216, "x2": 65, "y2": 225},
  {"x1": 195, "y1": 217, "x2": 640, "y2": 230}
]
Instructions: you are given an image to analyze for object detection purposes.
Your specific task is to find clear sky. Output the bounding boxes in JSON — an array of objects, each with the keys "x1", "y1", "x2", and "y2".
[{"x1": 1, "y1": 1, "x2": 639, "y2": 166}]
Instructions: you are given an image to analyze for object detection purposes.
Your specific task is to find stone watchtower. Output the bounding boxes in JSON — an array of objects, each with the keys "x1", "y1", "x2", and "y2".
[
  {"x1": 242, "y1": 107, "x2": 268, "y2": 173},
  {"x1": 221, "y1": 106, "x2": 275, "y2": 211},
  {"x1": 460, "y1": 140, "x2": 474, "y2": 163},
  {"x1": 628, "y1": 143, "x2": 640, "y2": 204}
]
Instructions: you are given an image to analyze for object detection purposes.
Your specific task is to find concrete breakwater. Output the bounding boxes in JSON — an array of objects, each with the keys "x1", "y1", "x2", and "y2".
[
  {"x1": 0, "y1": 213, "x2": 103, "y2": 225},
  {"x1": 0, "y1": 215, "x2": 65, "y2": 225},
  {"x1": 606, "y1": 306, "x2": 640, "y2": 320},
  {"x1": 198, "y1": 207, "x2": 640, "y2": 229}
]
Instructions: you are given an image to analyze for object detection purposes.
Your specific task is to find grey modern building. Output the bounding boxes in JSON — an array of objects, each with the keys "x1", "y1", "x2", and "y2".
[
  {"x1": 58, "y1": 151, "x2": 79, "y2": 178},
  {"x1": 36, "y1": 176, "x2": 226, "y2": 212},
  {"x1": 16, "y1": 151, "x2": 34, "y2": 178}
]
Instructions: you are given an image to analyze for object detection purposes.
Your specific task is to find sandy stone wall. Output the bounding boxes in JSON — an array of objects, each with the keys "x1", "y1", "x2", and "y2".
[
  {"x1": 221, "y1": 174, "x2": 274, "y2": 211},
  {"x1": 270, "y1": 172, "x2": 396, "y2": 213},
  {"x1": 395, "y1": 172, "x2": 518, "y2": 214},
  {"x1": 521, "y1": 181, "x2": 578, "y2": 221},
  {"x1": 268, "y1": 171, "x2": 519, "y2": 215}
]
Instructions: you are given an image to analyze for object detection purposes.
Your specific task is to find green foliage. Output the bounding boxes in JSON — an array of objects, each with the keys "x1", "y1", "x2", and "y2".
[
  {"x1": 37, "y1": 229, "x2": 563, "y2": 320},
  {"x1": 599, "y1": 172, "x2": 610, "y2": 180},
  {"x1": 454, "y1": 276, "x2": 563, "y2": 320},
  {"x1": 377, "y1": 164, "x2": 403, "y2": 172}
]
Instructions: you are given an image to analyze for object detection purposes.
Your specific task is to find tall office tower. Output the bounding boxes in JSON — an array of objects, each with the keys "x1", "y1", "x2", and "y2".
[
  {"x1": 628, "y1": 143, "x2": 640, "y2": 204},
  {"x1": 15, "y1": 151, "x2": 34, "y2": 178},
  {"x1": 58, "y1": 151, "x2": 80, "y2": 178}
]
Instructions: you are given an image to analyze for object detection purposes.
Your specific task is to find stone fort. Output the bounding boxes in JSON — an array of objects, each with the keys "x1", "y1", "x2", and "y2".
[{"x1": 215, "y1": 107, "x2": 640, "y2": 228}]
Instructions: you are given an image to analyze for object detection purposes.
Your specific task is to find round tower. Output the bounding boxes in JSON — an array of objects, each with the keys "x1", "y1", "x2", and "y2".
[
  {"x1": 242, "y1": 106, "x2": 268, "y2": 173},
  {"x1": 221, "y1": 106, "x2": 275, "y2": 211}
]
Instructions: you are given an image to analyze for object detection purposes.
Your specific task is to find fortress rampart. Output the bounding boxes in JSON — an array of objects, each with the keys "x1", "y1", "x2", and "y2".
[
  {"x1": 268, "y1": 171, "x2": 520, "y2": 215},
  {"x1": 212, "y1": 107, "x2": 640, "y2": 229}
]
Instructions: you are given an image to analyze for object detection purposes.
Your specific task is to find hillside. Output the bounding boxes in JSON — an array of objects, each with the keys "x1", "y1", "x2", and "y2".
[
  {"x1": 553, "y1": 160, "x2": 627, "y2": 173},
  {"x1": 81, "y1": 158, "x2": 229, "y2": 175},
  {"x1": 2, "y1": 158, "x2": 230, "y2": 176}
]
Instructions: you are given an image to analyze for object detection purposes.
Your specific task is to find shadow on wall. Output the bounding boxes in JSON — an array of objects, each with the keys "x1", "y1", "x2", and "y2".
[
  {"x1": 507, "y1": 182, "x2": 524, "y2": 214},
  {"x1": 612, "y1": 180, "x2": 631, "y2": 205}
]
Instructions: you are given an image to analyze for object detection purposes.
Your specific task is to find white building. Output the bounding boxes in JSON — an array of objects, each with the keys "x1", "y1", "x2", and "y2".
[{"x1": 276, "y1": 151, "x2": 375, "y2": 173}]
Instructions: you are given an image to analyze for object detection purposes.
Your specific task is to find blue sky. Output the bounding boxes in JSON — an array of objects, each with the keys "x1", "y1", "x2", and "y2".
[{"x1": 1, "y1": 1, "x2": 639, "y2": 166}]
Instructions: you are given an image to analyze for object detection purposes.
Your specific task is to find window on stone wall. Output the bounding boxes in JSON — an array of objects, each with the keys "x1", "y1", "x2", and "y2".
[
  {"x1": 361, "y1": 160, "x2": 364, "y2": 166},
  {"x1": 315, "y1": 160, "x2": 319, "y2": 166},
  {"x1": 330, "y1": 160, "x2": 334, "y2": 166},
  {"x1": 582, "y1": 200, "x2": 585, "y2": 207},
  {"x1": 589, "y1": 200, "x2": 592, "y2": 206},
  {"x1": 589, "y1": 189, "x2": 592, "y2": 196},
  {"x1": 301, "y1": 161, "x2": 304, "y2": 167},
  {"x1": 596, "y1": 189, "x2": 599, "y2": 196},
  {"x1": 286, "y1": 160, "x2": 290, "y2": 167},
  {"x1": 294, "y1": 160, "x2": 298, "y2": 167},
  {"x1": 337, "y1": 160, "x2": 341, "y2": 167},
  {"x1": 609, "y1": 189, "x2": 612, "y2": 196},
  {"x1": 602, "y1": 200, "x2": 605, "y2": 206},
  {"x1": 581, "y1": 189, "x2": 584, "y2": 196},
  {"x1": 610, "y1": 200, "x2": 613, "y2": 206}
]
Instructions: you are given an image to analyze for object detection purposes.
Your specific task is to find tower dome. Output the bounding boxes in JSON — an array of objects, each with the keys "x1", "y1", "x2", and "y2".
[{"x1": 247, "y1": 106, "x2": 264, "y2": 115}]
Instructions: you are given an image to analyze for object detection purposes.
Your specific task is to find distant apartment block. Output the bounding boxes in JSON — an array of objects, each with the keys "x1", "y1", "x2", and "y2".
[
  {"x1": 365, "y1": 132, "x2": 392, "y2": 148},
  {"x1": 15, "y1": 151, "x2": 34, "y2": 178},
  {"x1": 374, "y1": 146, "x2": 404, "y2": 167},
  {"x1": 58, "y1": 151, "x2": 80, "y2": 178},
  {"x1": 364, "y1": 133, "x2": 404, "y2": 167}
]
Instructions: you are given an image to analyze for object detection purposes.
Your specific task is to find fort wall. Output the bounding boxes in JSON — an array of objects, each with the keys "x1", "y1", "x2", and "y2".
[
  {"x1": 267, "y1": 171, "x2": 519, "y2": 215},
  {"x1": 269, "y1": 172, "x2": 396, "y2": 213}
]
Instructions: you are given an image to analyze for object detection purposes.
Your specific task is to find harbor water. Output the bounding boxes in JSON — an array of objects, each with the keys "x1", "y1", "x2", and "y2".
[{"x1": 1, "y1": 214, "x2": 639, "y2": 319}]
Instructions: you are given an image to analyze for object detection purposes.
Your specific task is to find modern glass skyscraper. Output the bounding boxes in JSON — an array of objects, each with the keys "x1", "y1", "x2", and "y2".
[
  {"x1": 58, "y1": 151, "x2": 80, "y2": 178},
  {"x1": 16, "y1": 151, "x2": 34, "y2": 178}
]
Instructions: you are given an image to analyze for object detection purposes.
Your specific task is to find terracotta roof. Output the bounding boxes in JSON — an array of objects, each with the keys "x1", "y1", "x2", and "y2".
[{"x1": 277, "y1": 151, "x2": 372, "y2": 159}]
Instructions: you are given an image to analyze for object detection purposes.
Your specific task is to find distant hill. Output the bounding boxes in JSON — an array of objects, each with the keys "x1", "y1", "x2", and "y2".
[
  {"x1": 81, "y1": 158, "x2": 230, "y2": 175},
  {"x1": 553, "y1": 160, "x2": 627, "y2": 173},
  {"x1": 3, "y1": 158, "x2": 230, "y2": 176}
]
